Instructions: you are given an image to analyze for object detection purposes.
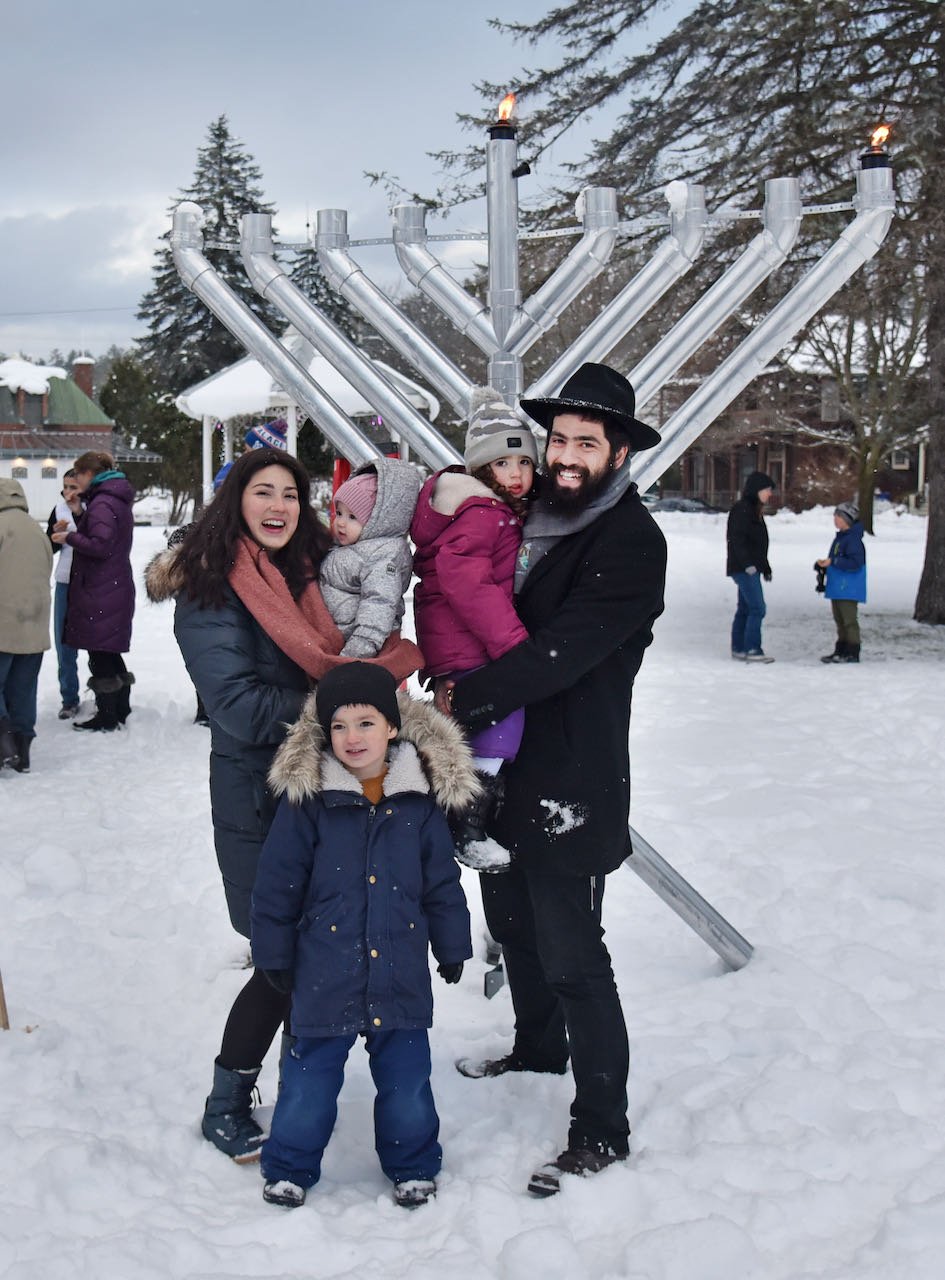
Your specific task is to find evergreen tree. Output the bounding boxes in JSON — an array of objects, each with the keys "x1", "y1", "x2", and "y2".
[
  {"x1": 100, "y1": 353, "x2": 208, "y2": 523},
  {"x1": 446, "y1": 1, "x2": 943, "y2": 620},
  {"x1": 136, "y1": 115, "x2": 286, "y2": 395}
]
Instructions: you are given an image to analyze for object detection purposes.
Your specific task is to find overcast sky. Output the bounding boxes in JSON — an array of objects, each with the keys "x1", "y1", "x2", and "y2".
[{"x1": 1, "y1": 0, "x2": 637, "y2": 364}]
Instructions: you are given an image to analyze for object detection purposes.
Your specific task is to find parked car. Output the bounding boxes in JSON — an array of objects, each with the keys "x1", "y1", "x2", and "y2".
[{"x1": 648, "y1": 496, "x2": 722, "y2": 513}]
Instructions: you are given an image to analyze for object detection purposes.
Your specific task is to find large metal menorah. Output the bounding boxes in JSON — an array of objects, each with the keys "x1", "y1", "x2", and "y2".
[{"x1": 170, "y1": 104, "x2": 895, "y2": 972}]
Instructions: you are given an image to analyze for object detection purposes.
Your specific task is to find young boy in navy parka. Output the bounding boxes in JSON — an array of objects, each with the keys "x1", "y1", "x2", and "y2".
[{"x1": 251, "y1": 663, "x2": 476, "y2": 1210}]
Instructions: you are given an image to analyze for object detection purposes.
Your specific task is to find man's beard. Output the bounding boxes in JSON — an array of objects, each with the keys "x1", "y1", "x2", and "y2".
[{"x1": 544, "y1": 460, "x2": 612, "y2": 512}]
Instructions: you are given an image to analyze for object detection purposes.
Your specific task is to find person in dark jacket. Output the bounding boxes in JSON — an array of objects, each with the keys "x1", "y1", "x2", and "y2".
[
  {"x1": 252, "y1": 663, "x2": 475, "y2": 1210},
  {"x1": 817, "y1": 500, "x2": 867, "y2": 663},
  {"x1": 51, "y1": 450, "x2": 136, "y2": 729},
  {"x1": 145, "y1": 450, "x2": 422, "y2": 1164},
  {"x1": 726, "y1": 470, "x2": 776, "y2": 663},
  {"x1": 438, "y1": 363, "x2": 667, "y2": 1197}
]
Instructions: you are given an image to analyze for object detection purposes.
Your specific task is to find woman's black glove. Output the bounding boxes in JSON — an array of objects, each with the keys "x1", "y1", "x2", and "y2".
[
  {"x1": 262, "y1": 969, "x2": 293, "y2": 995},
  {"x1": 437, "y1": 962, "x2": 464, "y2": 985}
]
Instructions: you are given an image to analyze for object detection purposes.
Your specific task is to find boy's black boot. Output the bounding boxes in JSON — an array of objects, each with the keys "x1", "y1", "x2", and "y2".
[
  {"x1": 448, "y1": 772, "x2": 511, "y2": 872},
  {"x1": 263, "y1": 1180, "x2": 306, "y2": 1208},
  {"x1": 839, "y1": 643, "x2": 860, "y2": 663},
  {"x1": 74, "y1": 676, "x2": 123, "y2": 732},
  {"x1": 820, "y1": 641, "x2": 844, "y2": 664},
  {"x1": 393, "y1": 1179, "x2": 437, "y2": 1209},
  {"x1": 201, "y1": 1057, "x2": 265, "y2": 1162}
]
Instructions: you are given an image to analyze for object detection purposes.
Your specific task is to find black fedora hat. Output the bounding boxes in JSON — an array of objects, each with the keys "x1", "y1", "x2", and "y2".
[{"x1": 520, "y1": 362, "x2": 661, "y2": 451}]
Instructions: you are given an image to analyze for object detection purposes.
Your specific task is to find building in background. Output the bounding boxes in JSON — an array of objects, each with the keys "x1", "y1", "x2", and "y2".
[{"x1": 0, "y1": 356, "x2": 160, "y2": 515}]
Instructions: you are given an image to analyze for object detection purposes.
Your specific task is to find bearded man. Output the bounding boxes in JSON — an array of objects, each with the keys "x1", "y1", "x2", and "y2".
[{"x1": 440, "y1": 363, "x2": 667, "y2": 1196}]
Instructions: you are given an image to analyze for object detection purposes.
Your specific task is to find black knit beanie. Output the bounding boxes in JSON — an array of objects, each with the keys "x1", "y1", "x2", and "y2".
[{"x1": 316, "y1": 663, "x2": 401, "y2": 738}]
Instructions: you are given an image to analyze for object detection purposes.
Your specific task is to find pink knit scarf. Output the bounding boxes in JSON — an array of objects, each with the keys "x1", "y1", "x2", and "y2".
[{"x1": 228, "y1": 536, "x2": 423, "y2": 683}]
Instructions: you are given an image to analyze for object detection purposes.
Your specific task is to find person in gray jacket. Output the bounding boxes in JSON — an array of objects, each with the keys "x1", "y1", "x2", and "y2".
[{"x1": 320, "y1": 458, "x2": 422, "y2": 659}]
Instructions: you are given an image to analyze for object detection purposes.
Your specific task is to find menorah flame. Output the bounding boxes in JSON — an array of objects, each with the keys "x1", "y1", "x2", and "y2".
[
  {"x1": 871, "y1": 123, "x2": 891, "y2": 148},
  {"x1": 497, "y1": 92, "x2": 516, "y2": 122}
]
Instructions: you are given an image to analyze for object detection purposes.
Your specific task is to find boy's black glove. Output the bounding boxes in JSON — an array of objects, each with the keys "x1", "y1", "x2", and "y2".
[
  {"x1": 437, "y1": 962, "x2": 464, "y2": 984},
  {"x1": 763, "y1": 570, "x2": 772, "y2": 582},
  {"x1": 261, "y1": 968, "x2": 293, "y2": 995}
]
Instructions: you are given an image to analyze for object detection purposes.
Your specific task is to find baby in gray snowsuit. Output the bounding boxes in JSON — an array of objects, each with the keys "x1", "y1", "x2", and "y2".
[{"x1": 320, "y1": 458, "x2": 422, "y2": 658}]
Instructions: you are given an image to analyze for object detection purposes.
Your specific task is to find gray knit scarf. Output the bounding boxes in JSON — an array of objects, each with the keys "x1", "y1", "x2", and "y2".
[{"x1": 515, "y1": 461, "x2": 634, "y2": 592}]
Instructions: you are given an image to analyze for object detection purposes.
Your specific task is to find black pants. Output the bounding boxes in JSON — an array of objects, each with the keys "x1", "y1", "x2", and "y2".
[
  {"x1": 88, "y1": 651, "x2": 128, "y2": 681},
  {"x1": 219, "y1": 967, "x2": 292, "y2": 1070},
  {"x1": 480, "y1": 864, "x2": 630, "y2": 1147}
]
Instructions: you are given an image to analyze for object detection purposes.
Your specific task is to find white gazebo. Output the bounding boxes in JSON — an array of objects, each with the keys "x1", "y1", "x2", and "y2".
[{"x1": 175, "y1": 329, "x2": 440, "y2": 500}]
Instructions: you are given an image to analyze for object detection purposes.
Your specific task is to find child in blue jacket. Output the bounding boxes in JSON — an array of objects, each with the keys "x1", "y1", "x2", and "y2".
[
  {"x1": 817, "y1": 501, "x2": 867, "y2": 664},
  {"x1": 251, "y1": 663, "x2": 476, "y2": 1210}
]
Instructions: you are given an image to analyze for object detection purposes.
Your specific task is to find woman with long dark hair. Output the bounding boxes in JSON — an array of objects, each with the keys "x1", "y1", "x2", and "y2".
[
  {"x1": 51, "y1": 450, "x2": 136, "y2": 730},
  {"x1": 146, "y1": 449, "x2": 420, "y2": 1162}
]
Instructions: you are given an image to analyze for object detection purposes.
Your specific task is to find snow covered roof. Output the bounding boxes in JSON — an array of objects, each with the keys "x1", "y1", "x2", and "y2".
[
  {"x1": 175, "y1": 331, "x2": 440, "y2": 423},
  {"x1": 0, "y1": 357, "x2": 113, "y2": 428},
  {"x1": 0, "y1": 357, "x2": 67, "y2": 396}
]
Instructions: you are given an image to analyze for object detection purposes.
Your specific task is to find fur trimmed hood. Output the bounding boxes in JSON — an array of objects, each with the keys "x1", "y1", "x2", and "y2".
[
  {"x1": 428, "y1": 468, "x2": 496, "y2": 518},
  {"x1": 270, "y1": 689, "x2": 481, "y2": 813},
  {"x1": 144, "y1": 546, "x2": 185, "y2": 603}
]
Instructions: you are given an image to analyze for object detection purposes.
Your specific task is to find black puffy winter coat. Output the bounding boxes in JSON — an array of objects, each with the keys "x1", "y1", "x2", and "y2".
[
  {"x1": 725, "y1": 471, "x2": 775, "y2": 577},
  {"x1": 450, "y1": 484, "x2": 666, "y2": 878},
  {"x1": 146, "y1": 547, "x2": 309, "y2": 938}
]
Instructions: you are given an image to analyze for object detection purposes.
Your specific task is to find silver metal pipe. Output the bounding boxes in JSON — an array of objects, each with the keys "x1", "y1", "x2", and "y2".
[
  {"x1": 523, "y1": 184, "x2": 708, "y2": 400},
  {"x1": 240, "y1": 213, "x2": 460, "y2": 471},
  {"x1": 393, "y1": 204, "x2": 498, "y2": 355},
  {"x1": 626, "y1": 827, "x2": 754, "y2": 971},
  {"x1": 486, "y1": 124, "x2": 521, "y2": 349},
  {"x1": 631, "y1": 162, "x2": 895, "y2": 492},
  {"x1": 316, "y1": 208, "x2": 473, "y2": 419},
  {"x1": 631, "y1": 178, "x2": 802, "y2": 412},
  {"x1": 171, "y1": 203, "x2": 381, "y2": 468},
  {"x1": 505, "y1": 187, "x2": 620, "y2": 356},
  {"x1": 487, "y1": 351, "x2": 525, "y2": 405}
]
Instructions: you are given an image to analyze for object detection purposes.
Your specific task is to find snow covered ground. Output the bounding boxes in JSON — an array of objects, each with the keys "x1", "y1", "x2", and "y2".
[{"x1": 2, "y1": 505, "x2": 943, "y2": 1280}]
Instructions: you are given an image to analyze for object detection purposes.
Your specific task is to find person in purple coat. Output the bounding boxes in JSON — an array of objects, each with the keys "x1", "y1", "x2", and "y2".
[
  {"x1": 51, "y1": 449, "x2": 136, "y2": 732},
  {"x1": 410, "y1": 390, "x2": 538, "y2": 871}
]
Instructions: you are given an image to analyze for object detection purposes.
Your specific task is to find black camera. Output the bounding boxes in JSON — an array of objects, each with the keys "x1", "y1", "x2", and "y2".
[{"x1": 813, "y1": 562, "x2": 826, "y2": 593}]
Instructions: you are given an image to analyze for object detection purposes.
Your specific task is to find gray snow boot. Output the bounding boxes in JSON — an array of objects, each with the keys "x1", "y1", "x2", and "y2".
[{"x1": 201, "y1": 1058, "x2": 265, "y2": 1162}]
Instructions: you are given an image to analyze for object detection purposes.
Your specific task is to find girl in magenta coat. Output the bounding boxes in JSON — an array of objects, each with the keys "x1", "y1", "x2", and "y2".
[{"x1": 410, "y1": 391, "x2": 538, "y2": 869}]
